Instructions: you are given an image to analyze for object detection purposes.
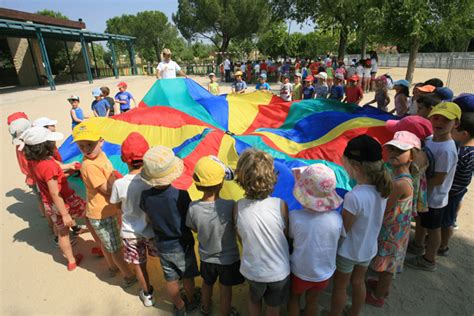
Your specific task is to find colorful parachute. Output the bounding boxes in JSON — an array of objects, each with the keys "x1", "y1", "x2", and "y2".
[{"x1": 59, "y1": 78, "x2": 395, "y2": 210}]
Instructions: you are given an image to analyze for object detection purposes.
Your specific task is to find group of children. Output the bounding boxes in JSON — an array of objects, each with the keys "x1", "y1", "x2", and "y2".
[{"x1": 7, "y1": 76, "x2": 473, "y2": 315}]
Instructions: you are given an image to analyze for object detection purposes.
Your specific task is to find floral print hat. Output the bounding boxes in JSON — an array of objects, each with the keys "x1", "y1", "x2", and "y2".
[{"x1": 293, "y1": 163, "x2": 343, "y2": 212}]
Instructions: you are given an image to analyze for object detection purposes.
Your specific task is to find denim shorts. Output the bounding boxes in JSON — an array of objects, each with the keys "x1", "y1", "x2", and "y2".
[
  {"x1": 441, "y1": 190, "x2": 467, "y2": 228},
  {"x1": 89, "y1": 216, "x2": 122, "y2": 253},
  {"x1": 159, "y1": 246, "x2": 200, "y2": 282},
  {"x1": 336, "y1": 255, "x2": 370, "y2": 274}
]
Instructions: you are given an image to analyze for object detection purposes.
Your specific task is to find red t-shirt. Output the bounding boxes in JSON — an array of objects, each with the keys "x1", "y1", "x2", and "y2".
[
  {"x1": 53, "y1": 147, "x2": 63, "y2": 162},
  {"x1": 310, "y1": 62, "x2": 320, "y2": 75},
  {"x1": 260, "y1": 62, "x2": 267, "y2": 71},
  {"x1": 345, "y1": 86, "x2": 364, "y2": 104},
  {"x1": 15, "y1": 146, "x2": 35, "y2": 186},
  {"x1": 30, "y1": 158, "x2": 74, "y2": 204}
]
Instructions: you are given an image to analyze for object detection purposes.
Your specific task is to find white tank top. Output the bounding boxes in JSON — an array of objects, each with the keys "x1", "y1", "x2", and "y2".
[{"x1": 236, "y1": 197, "x2": 290, "y2": 282}]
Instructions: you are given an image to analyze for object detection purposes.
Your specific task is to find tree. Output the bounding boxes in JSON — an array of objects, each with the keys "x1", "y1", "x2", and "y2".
[
  {"x1": 173, "y1": 0, "x2": 273, "y2": 58},
  {"x1": 257, "y1": 21, "x2": 289, "y2": 59},
  {"x1": 36, "y1": 9, "x2": 68, "y2": 20}
]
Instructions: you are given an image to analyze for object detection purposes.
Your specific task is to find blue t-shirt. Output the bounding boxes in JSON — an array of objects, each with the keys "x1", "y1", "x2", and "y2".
[
  {"x1": 329, "y1": 85, "x2": 344, "y2": 100},
  {"x1": 71, "y1": 107, "x2": 84, "y2": 129},
  {"x1": 256, "y1": 82, "x2": 271, "y2": 90},
  {"x1": 314, "y1": 84, "x2": 328, "y2": 99},
  {"x1": 91, "y1": 99, "x2": 110, "y2": 117},
  {"x1": 232, "y1": 80, "x2": 247, "y2": 92},
  {"x1": 140, "y1": 186, "x2": 194, "y2": 253},
  {"x1": 114, "y1": 91, "x2": 134, "y2": 111},
  {"x1": 302, "y1": 85, "x2": 315, "y2": 99},
  {"x1": 281, "y1": 64, "x2": 290, "y2": 74}
]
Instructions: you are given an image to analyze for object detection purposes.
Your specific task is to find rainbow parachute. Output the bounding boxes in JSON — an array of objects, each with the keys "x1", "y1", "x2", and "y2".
[{"x1": 59, "y1": 78, "x2": 395, "y2": 210}]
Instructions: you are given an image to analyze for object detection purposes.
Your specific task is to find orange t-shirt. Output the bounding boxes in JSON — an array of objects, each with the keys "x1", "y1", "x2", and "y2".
[{"x1": 81, "y1": 151, "x2": 119, "y2": 219}]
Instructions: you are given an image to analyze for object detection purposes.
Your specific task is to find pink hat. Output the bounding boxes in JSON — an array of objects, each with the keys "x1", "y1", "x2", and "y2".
[
  {"x1": 293, "y1": 164, "x2": 343, "y2": 212},
  {"x1": 384, "y1": 131, "x2": 421, "y2": 150},
  {"x1": 386, "y1": 116, "x2": 433, "y2": 140}
]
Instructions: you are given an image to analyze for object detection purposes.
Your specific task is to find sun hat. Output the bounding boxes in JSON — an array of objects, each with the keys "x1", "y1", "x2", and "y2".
[
  {"x1": 141, "y1": 146, "x2": 184, "y2": 186},
  {"x1": 7, "y1": 112, "x2": 28, "y2": 125},
  {"x1": 428, "y1": 102, "x2": 461, "y2": 120},
  {"x1": 193, "y1": 156, "x2": 226, "y2": 187},
  {"x1": 294, "y1": 72, "x2": 302, "y2": 78},
  {"x1": 33, "y1": 117, "x2": 58, "y2": 128},
  {"x1": 9, "y1": 118, "x2": 31, "y2": 145},
  {"x1": 386, "y1": 116, "x2": 433, "y2": 140},
  {"x1": 67, "y1": 95, "x2": 80, "y2": 102},
  {"x1": 293, "y1": 163, "x2": 343, "y2": 212},
  {"x1": 72, "y1": 123, "x2": 101, "y2": 143},
  {"x1": 259, "y1": 73, "x2": 267, "y2": 79},
  {"x1": 208, "y1": 72, "x2": 216, "y2": 77},
  {"x1": 393, "y1": 79, "x2": 410, "y2": 88},
  {"x1": 117, "y1": 81, "x2": 128, "y2": 88},
  {"x1": 453, "y1": 93, "x2": 474, "y2": 112},
  {"x1": 121, "y1": 132, "x2": 149, "y2": 163},
  {"x1": 316, "y1": 72, "x2": 328, "y2": 80},
  {"x1": 162, "y1": 48, "x2": 171, "y2": 56},
  {"x1": 234, "y1": 71, "x2": 243, "y2": 77},
  {"x1": 435, "y1": 87, "x2": 454, "y2": 101},
  {"x1": 384, "y1": 131, "x2": 421, "y2": 150},
  {"x1": 304, "y1": 75, "x2": 314, "y2": 81},
  {"x1": 92, "y1": 88, "x2": 101, "y2": 97},
  {"x1": 344, "y1": 135, "x2": 382, "y2": 162},
  {"x1": 416, "y1": 85, "x2": 436, "y2": 93},
  {"x1": 348, "y1": 75, "x2": 359, "y2": 82},
  {"x1": 335, "y1": 73, "x2": 344, "y2": 80},
  {"x1": 18, "y1": 126, "x2": 63, "y2": 150}
]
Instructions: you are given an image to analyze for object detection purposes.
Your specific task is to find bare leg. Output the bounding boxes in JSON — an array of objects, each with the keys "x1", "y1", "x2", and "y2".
[
  {"x1": 266, "y1": 305, "x2": 280, "y2": 316},
  {"x1": 183, "y1": 277, "x2": 196, "y2": 304},
  {"x1": 374, "y1": 271, "x2": 392, "y2": 299},
  {"x1": 201, "y1": 282, "x2": 213, "y2": 313},
  {"x1": 304, "y1": 290, "x2": 322, "y2": 316},
  {"x1": 58, "y1": 227, "x2": 75, "y2": 264},
  {"x1": 110, "y1": 250, "x2": 134, "y2": 278},
  {"x1": 329, "y1": 270, "x2": 351, "y2": 316},
  {"x1": 350, "y1": 265, "x2": 368, "y2": 316},
  {"x1": 414, "y1": 216, "x2": 426, "y2": 247},
  {"x1": 85, "y1": 218, "x2": 101, "y2": 246},
  {"x1": 101, "y1": 247, "x2": 117, "y2": 270},
  {"x1": 288, "y1": 291, "x2": 301, "y2": 316},
  {"x1": 167, "y1": 280, "x2": 185, "y2": 309},
  {"x1": 135, "y1": 262, "x2": 151, "y2": 293},
  {"x1": 249, "y1": 296, "x2": 262, "y2": 316},
  {"x1": 424, "y1": 228, "x2": 441, "y2": 262},
  {"x1": 220, "y1": 284, "x2": 232, "y2": 316}
]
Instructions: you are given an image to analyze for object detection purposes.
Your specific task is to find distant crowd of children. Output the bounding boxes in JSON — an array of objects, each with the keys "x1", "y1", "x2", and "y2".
[{"x1": 7, "y1": 74, "x2": 474, "y2": 315}]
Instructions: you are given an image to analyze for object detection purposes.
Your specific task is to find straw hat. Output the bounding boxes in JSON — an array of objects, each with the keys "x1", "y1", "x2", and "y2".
[{"x1": 141, "y1": 146, "x2": 184, "y2": 186}]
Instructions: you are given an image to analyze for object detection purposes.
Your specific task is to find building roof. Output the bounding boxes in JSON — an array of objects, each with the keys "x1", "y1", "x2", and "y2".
[{"x1": 0, "y1": 8, "x2": 86, "y2": 29}]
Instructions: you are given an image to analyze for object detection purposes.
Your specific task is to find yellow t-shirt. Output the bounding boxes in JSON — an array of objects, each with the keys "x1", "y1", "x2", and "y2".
[
  {"x1": 209, "y1": 82, "x2": 219, "y2": 95},
  {"x1": 81, "y1": 151, "x2": 119, "y2": 219}
]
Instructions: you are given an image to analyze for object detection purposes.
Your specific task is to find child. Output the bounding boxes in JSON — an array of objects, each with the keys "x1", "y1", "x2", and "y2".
[
  {"x1": 114, "y1": 82, "x2": 136, "y2": 113},
  {"x1": 390, "y1": 80, "x2": 410, "y2": 116},
  {"x1": 366, "y1": 131, "x2": 420, "y2": 307},
  {"x1": 110, "y1": 132, "x2": 158, "y2": 307},
  {"x1": 439, "y1": 111, "x2": 474, "y2": 255},
  {"x1": 363, "y1": 59, "x2": 372, "y2": 93},
  {"x1": 356, "y1": 61, "x2": 364, "y2": 88},
  {"x1": 234, "y1": 149, "x2": 290, "y2": 315},
  {"x1": 280, "y1": 74, "x2": 293, "y2": 101},
  {"x1": 186, "y1": 156, "x2": 244, "y2": 315},
  {"x1": 406, "y1": 102, "x2": 461, "y2": 271},
  {"x1": 21, "y1": 126, "x2": 86, "y2": 270},
  {"x1": 409, "y1": 84, "x2": 435, "y2": 115},
  {"x1": 255, "y1": 73, "x2": 271, "y2": 92},
  {"x1": 329, "y1": 73, "x2": 345, "y2": 101},
  {"x1": 314, "y1": 72, "x2": 328, "y2": 99},
  {"x1": 288, "y1": 164, "x2": 344, "y2": 316},
  {"x1": 68, "y1": 95, "x2": 84, "y2": 130},
  {"x1": 416, "y1": 93, "x2": 442, "y2": 118},
  {"x1": 100, "y1": 86, "x2": 118, "y2": 116},
  {"x1": 208, "y1": 73, "x2": 220, "y2": 96},
  {"x1": 367, "y1": 76, "x2": 390, "y2": 111},
  {"x1": 293, "y1": 73, "x2": 303, "y2": 100},
  {"x1": 344, "y1": 76, "x2": 363, "y2": 105},
  {"x1": 328, "y1": 135, "x2": 391, "y2": 316},
  {"x1": 140, "y1": 146, "x2": 200, "y2": 315},
  {"x1": 231, "y1": 71, "x2": 247, "y2": 94},
  {"x1": 73, "y1": 124, "x2": 137, "y2": 286},
  {"x1": 91, "y1": 88, "x2": 110, "y2": 117},
  {"x1": 302, "y1": 76, "x2": 316, "y2": 100}
]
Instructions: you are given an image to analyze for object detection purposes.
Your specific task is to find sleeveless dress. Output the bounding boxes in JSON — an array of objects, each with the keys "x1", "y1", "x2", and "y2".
[
  {"x1": 371, "y1": 174, "x2": 413, "y2": 274},
  {"x1": 71, "y1": 107, "x2": 84, "y2": 129}
]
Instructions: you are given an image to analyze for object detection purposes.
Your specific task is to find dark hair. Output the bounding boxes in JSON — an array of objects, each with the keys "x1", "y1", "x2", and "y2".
[
  {"x1": 23, "y1": 141, "x2": 56, "y2": 161},
  {"x1": 370, "y1": 51, "x2": 378, "y2": 62},
  {"x1": 417, "y1": 93, "x2": 442, "y2": 109},
  {"x1": 396, "y1": 85, "x2": 410, "y2": 97},
  {"x1": 457, "y1": 112, "x2": 474, "y2": 137},
  {"x1": 100, "y1": 86, "x2": 110, "y2": 96},
  {"x1": 424, "y1": 78, "x2": 444, "y2": 88},
  {"x1": 130, "y1": 159, "x2": 144, "y2": 170},
  {"x1": 192, "y1": 174, "x2": 222, "y2": 193}
]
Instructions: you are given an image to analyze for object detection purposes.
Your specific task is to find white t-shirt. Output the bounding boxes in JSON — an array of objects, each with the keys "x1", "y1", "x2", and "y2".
[
  {"x1": 224, "y1": 59, "x2": 231, "y2": 70},
  {"x1": 356, "y1": 65, "x2": 364, "y2": 77},
  {"x1": 289, "y1": 209, "x2": 344, "y2": 282},
  {"x1": 254, "y1": 64, "x2": 260, "y2": 72},
  {"x1": 371, "y1": 58, "x2": 378, "y2": 73},
  {"x1": 363, "y1": 67, "x2": 371, "y2": 78},
  {"x1": 240, "y1": 64, "x2": 246, "y2": 73},
  {"x1": 425, "y1": 139, "x2": 458, "y2": 208},
  {"x1": 338, "y1": 185, "x2": 387, "y2": 262},
  {"x1": 156, "y1": 60, "x2": 181, "y2": 79},
  {"x1": 110, "y1": 174, "x2": 154, "y2": 239},
  {"x1": 280, "y1": 82, "x2": 293, "y2": 101}
]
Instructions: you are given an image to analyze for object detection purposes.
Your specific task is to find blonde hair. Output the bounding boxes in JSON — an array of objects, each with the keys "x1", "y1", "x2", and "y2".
[
  {"x1": 235, "y1": 149, "x2": 277, "y2": 199},
  {"x1": 348, "y1": 158, "x2": 393, "y2": 198}
]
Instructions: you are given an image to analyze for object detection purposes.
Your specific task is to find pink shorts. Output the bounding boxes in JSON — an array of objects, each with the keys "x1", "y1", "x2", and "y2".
[
  {"x1": 46, "y1": 193, "x2": 86, "y2": 229},
  {"x1": 123, "y1": 238, "x2": 159, "y2": 264},
  {"x1": 291, "y1": 274, "x2": 330, "y2": 295}
]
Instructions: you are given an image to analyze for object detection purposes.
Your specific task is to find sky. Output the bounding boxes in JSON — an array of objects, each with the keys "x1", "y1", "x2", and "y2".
[{"x1": 1, "y1": 0, "x2": 314, "y2": 37}]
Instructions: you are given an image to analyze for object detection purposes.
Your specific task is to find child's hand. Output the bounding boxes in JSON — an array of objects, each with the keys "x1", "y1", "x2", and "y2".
[{"x1": 62, "y1": 213, "x2": 74, "y2": 227}]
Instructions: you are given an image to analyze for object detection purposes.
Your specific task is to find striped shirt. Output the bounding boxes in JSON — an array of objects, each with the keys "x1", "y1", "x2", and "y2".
[{"x1": 450, "y1": 146, "x2": 474, "y2": 195}]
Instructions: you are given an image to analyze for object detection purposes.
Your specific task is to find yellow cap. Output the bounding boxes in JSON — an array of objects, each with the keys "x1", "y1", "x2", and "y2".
[
  {"x1": 72, "y1": 123, "x2": 101, "y2": 142},
  {"x1": 234, "y1": 71, "x2": 243, "y2": 77},
  {"x1": 193, "y1": 156, "x2": 225, "y2": 187},
  {"x1": 428, "y1": 102, "x2": 462, "y2": 120}
]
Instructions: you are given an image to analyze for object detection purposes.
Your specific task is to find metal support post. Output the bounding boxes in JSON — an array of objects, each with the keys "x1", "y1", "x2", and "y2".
[
  {"x1": 35, "y1": 28, "x2": 55, "y2": 90},
  {"x1": 128, "y1": 42, "x2": 138, "y2": 75},
  {"x1": 109, "y1": 39, "x2": 119, "y2": 79},
  {"x1": 63, "y1": 41, "x2": 75, "y2": 81},
  {"x1": 26, "y1": 38, "x2": 42, "y2": 86},
  {"x1": 79, "y1": 33, "x2": 94, "y2": 83},
  {"x1": 90, "y1": 42, "x2": 99, "y2": 78}
]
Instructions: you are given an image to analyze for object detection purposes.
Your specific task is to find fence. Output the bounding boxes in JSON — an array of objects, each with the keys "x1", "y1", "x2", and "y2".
[{"x1": 446, "y1": 58, "x2": 474, "y2": 95}]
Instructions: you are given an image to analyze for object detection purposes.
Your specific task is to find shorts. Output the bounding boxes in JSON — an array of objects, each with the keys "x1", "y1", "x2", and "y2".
[
  {"x1": 46, "y1": 193, "x2": 86, "y2": 229},
  {"x1": 247, "y1": 275, "x2": 290, "y2": 307},
  {"x1": 159, "y1": 246, "x2": 200, "y2": 282},
  {"x1": 419, "y1": 207, "x2": 445, "y2": 229},
  {"x1": 200, "y1": 260, "x2": 245, "y2": 286},
  {"x1": 121, "y1": 108, "x2": 130, "y2": 112},
  {"x1": 123, "y1": 238, "x2": 159, "y2": 264},
  {"x1": 89, "y1": 216, "x2": 122, "y2": 253},
  {"x1": 441, "y1": 190, "x2": 467, "y2": 228},
  {"x1": 291, "y1": 274, "x2": 330, "y2": 295},
  {"x1": 336, "y1": 255, "x2": 370, "y2": 274}
]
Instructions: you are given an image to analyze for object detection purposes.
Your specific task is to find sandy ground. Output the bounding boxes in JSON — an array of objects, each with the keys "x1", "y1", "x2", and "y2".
[{"x1": 1, "y1": 67, "x2": 473, "y2": 315}]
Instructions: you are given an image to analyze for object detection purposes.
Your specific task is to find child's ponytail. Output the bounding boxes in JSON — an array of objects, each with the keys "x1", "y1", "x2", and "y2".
[{"x1": 362, "y1": 160, "x2": 393, "y2": 198}]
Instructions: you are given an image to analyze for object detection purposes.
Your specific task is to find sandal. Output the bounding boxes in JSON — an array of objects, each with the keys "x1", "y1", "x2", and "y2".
[{"x1": 67, "y1": 253, "x2": 83, "y2": 271}]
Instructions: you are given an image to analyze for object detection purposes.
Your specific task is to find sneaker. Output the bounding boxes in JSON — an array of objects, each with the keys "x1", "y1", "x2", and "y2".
[
  {"x1": 67, "y1": 253, "x2": 83, "y2": 271},
  {"x1": 366, "y1": 278, "x2": 389, "y2": 298},
  {"x1": 405, "y1": 255, "x2": 436, "y2": 271},
  {"x1": 407, "y1": 241, "x2": 425, "y2": 256},
  {"x1": 182, "y1": 289, "x2": 201, "y2": 313},
  {"x1": 200, "y1": 304, "x2": 211, "y2": 316},
  {"x1": 121, "y1": 276, "x2": 138, "y2": 289},
  {"x1": 365, "y1": 291, "x2": 385, "y2": 307},
  {"x1": 437, "y1": 247, "x2": 449, "y2": 256},
  {"x1": 454, "y1": 222, "x2": 459, "y2": 230},
  {"x1": 139, "y1": 286, "x2": 155, "y2": 307}
]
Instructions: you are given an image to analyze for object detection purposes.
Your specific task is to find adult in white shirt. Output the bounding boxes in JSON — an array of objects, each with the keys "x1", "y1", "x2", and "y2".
[
  {"x1": 224, "y1": 57, "x2": 231, "y2": 82},
  {"x1": 156, "y1": 48, "x2": 186, "y2": 80}
]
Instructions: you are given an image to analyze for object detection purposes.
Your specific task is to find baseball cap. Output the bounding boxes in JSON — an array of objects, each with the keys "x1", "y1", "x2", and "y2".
[
  {"x1": 19, "y1": 126, "x2": 63, "y2": 148},
  {"x1": 72, "y1": 123, "x2": 101, "y2": 142},
  {"x1": 348, "y1": 75, "x2": 359, "y2": 82},
  {"x1": 92, "y1": 88, "x2": 101, "y2": 97},
  {"x1": 428, "y1": 102, "x2": 462, "y2": 120},
  {"x1": 67, "y1": 95, "x2": 80, "y2": 102},
  {"x1": 386, "y1": 116, "x2": 433, "y2": 140},
  {"x1": 416, "y1": 85, "x2": 436, "y2": 93},
  {"x1": 121, "y1": 132, "x2": 149, "y2": 163},
  {"x1": 193, "y1": 156, "x2": 226, "y2": 187},
  {"x1": 304, "y1": 75, "x2": 314, "y2": 81},
  {"x1": 7, "y1": 112, "x2": 28, "y2": 125},
  {"x1": 384, "y1": 131, "x2": 421, "y2": 150},
  {"x1": 344, "y1": 135, "x2": 382, "y2": 162},
  {"x1": 117, "y1": 81, "x2": 128, "y2": 88},
  {"x1": 234, "y1": 71, "x2": 243, "y2": 77},
  {"x1": 453, "y1": 93, "x2": 474, "y2": 112},
  {"x1": 294, "y1": 72, "x2": 302, "y2": 78},
  {"x1": 208, "y1": 72, "x2": 216, "y2": 77},
  {"x1": 259, "y1": 73, "x2": 267, "y2": 79},
  {"x1": 435, "y1": 87, "x2": 454, "y2": 101},
  {"x1": 33, "y1": 117, "x2": 58, "y2": 127},
  {"x1": 317, "y1": 72, "x2": 328, "y2": 80},
  {"x1": 393, "y1": 79, "x2": 410, "y2": 88}
]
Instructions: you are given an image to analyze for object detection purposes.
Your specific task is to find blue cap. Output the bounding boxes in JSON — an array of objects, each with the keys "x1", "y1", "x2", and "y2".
[
  {"x1": 453, "y1": 93, "x2": 474, "y2": 112},
  {"x1": 259, "y1": 73, "x2": 267, "y2": 79},
  {"x1": 92, "y1": 88, "x2": 101, "y2": 97},
  {"x1": 393, "y1": 79, "x2": 410, "y2": 88},
  {"x1": 435, "y1": 87, "x2": 454, "y2": 101}
]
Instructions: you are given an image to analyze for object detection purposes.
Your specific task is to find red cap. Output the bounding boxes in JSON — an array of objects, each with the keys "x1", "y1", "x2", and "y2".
[
  {"x1": 386, "y1": 116, "x2": 433, "y2": 140},
  {"x1": 416, "y1": 85, "x2": 436, "y2": 93},
  {"x1": 117, "y1": 82, "x2": 127, "y2": 88},
  {"x1": 348, "y1": 75, "x2": 359, "y2": 82},
  {"x1": 121, "y1": 132, "x2": 149, "y2": 163},
  {"x1": 304, "y1": 75, "x2": 315, "y2": 81},
  {"x1": 7, "y1": 112, "x2": 29, "y2": 125}
]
